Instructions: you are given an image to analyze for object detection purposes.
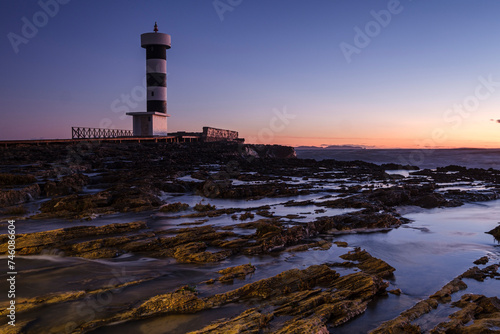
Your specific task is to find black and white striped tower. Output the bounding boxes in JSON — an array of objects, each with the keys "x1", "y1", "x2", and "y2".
[{"x1": 128, "y1": 23, "x2": 171, "y2": 136}]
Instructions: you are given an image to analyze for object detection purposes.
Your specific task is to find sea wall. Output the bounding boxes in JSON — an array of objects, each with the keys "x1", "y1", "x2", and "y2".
[{"x1": 202, "y1": 127, "x2": 239, "y2": 142}]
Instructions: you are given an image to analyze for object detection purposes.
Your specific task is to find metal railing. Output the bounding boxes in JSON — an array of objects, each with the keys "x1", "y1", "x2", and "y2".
[{"x1": 72, "y1": 127, "x2": 133, "y2": 139}]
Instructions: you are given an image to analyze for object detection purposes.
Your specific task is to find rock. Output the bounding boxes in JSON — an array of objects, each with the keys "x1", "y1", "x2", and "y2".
[
  {"x1": 43, "y1": 173, "x2": 89, "y2": 196},
  {"x1": 239, "y1": 212, "x2": 255, "y2": 220},
  {"x1": 193, "y1": 269, "x2": 387, "y2": 333},
  {"x1": 0, "y1": 173, "x2": 37, "y2": 186},
  {"x1": 320, "y1": 184, "x2": 457, "y2": 210},
  {"x1": 334, "y1": 241, "x2": 349, "y2": 247},
  {"x1": 36, "y1": 184, "x2": 162, "y2": 218},
  {"x1": 487, "y1": 224, "x2": 500, "y2": 241},
  {"x1": 388, "y1": 289, "x2": 402, "y2": 296},
  {"x1": 412, "y1": 193, "x2": 449, "y2": 209},
  {"x1": 460, "y1": 266, "x2": 488, "y2": 282},
  {"x1": 273, "y1": 315, "x2": 331, "y2": 334},
  {"x1": 0, "y1": 184, "x2": 40, "y2": 207},
  {"x1": 445, "y1": 189, "x2": 498, "y2": 203},
  {"x1": 217, "y1": 264, "x2": 256, "y2": 282},
  {"x1": 311, "y1": 211, "x2": 404, "y2": 234},
  {"x1": 429, "y1": 278, "x2": 468, "y2": 303},
  {"x1": 333, "y1": 271, "x2": 389, "y2": 300},
  {"x1": 340, "y1": 248, "x2": 395, "y2": 279},
  {"x1": 159, "y1": 225, "x2": 235, "y2": 249},
  {"x1": 199, "y1": 180, "x2": 303, "y2": 199},
  {"x1": 188, "y1": 308, "x2": 273, "y2": 334},
  {"x1": 473, "y1": 256, "x2": 489, "y2": 265},
  {"x1": 269, "y1": 272, "x2": 388, "y2": 331},
  {"x1": 0, "y1": 221, "x2": 148, "y2": 257},
  {"x1": 215, "y1": 265, "x2": 338, "y2": 302},
  {"x1": 381, "y1": 163, "x2": 419, "y2": 171},
  {"x1": 459, "y1": 264, "x2": 499, "y2": 281},
  {"x1": 371, "y1": 299, "x2": 437, "y2": 333},
  {"x1": 372, "y1": 268, "x2": 478, "y2": 333},
  {"x1": 133, "y1": 290, "x2": 208, "y2": 317},
  {"x1": 0, "y1": 205, "x2": 27, "y2": 215},
  {"x1": 38, "y1": 192, "x2": 109, "y2": 217},
  {"x1": 247, "y1": 144, "x2": 297, "y2": 159},
  {"x1": 254, "y1": 220, "x2": 283, "y2": 237},
  {"x1": 159, "y1": 202, "x2": 190, "y2": 213},
  {"x1": 287, "y1": 240, "x2": 332, "y2": 252},
  {"x1": 431, "y1": 294, "x2": 500, "y2": 333},
  {"x1": 171, "y1": 241, "x2": 232, "y2": 263},
  {"x1": 193, "y1": 202, "x2": 216, "y2": 212}
]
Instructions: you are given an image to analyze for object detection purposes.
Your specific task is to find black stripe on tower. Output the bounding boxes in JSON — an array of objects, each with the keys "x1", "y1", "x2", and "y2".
[
  {"x1": 147, "y1": 73, "x2": 166, "y2": 87},
  {"x1": 148, "y1": 100, "x2": 166, "y2": 113},
  {"x1": 146, "y1": 45, "x2": 166, "y2": 59}
]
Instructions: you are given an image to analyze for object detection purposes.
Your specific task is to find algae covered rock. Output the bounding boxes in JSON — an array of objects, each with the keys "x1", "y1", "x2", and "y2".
[
  {"x1": 217, "y1": 263, "x2": 256, "y2": 282},
  {"x1": 172, "y1": 241, "x2": 232, "y2": 263},
  {"x1": 133, "y1": 290, "x2": 208, "y2": 317},
  {"x1": 431, "y1": 294, "x2": 500, "y2": 333},
  {"x1": 0, "y1": 221, "x2": 148, "y2": 257},
  {"x1": 339, "y1": 247, "x2": 396, "y2": 279},
  {"x1": 187, "y1": 308, "x2": 273, "y2": 334}
]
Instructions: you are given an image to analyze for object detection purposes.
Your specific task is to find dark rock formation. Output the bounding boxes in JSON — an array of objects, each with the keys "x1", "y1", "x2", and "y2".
[
  {"x1": 487, "y1": 224, "x2": 500, "y2": 241},
  {"x1": 0, "y1": 184, "x2": 40, "y2": 207},
  {"x1": 42, "y1": 173, "x2": 89, "y2": 196}
]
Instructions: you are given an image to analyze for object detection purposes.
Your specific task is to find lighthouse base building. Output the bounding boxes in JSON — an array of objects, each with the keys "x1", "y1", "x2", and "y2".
[{"x1": 127, "y1": 112, "x2": 169, "y2": 137}]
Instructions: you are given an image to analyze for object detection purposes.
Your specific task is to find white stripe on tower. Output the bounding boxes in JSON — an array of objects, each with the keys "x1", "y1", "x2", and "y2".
[{"x1": 148, "y1": 86, "x2": 167, "y2": 100}]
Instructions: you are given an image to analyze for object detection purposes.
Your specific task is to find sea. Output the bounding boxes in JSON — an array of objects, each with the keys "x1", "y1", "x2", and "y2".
[{"x1": 295, "y1": 147, "x2": 500, "y2": 170}]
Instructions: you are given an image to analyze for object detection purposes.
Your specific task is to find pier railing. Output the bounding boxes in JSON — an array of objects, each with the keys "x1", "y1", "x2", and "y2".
[{"x1": 72, "y1": 127, "x2": 133, "y2": 139}]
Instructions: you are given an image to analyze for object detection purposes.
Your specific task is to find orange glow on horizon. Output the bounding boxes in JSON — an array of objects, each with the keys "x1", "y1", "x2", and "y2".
[{"x1": 244, "y1": 135, "x2": 500, "y2": 149}]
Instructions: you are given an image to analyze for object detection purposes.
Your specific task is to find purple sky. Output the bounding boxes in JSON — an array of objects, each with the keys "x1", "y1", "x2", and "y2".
[{"x1": 2, "y1": 0, "x2": 500, "y2": 147}]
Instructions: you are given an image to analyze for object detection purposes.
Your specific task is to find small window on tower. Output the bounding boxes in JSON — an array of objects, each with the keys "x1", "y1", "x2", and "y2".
[
  {"x1": 148, "y1": 117, "x2": 151, "y2": 122},
  {"x1": 152, "y1": 91, "x2": 155, "y2": 97}
]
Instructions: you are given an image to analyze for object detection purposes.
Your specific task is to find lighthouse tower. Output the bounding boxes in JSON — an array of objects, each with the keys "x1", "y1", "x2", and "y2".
[{"x1": 128, "y1": 23, "x2": 171, "y2": 136}]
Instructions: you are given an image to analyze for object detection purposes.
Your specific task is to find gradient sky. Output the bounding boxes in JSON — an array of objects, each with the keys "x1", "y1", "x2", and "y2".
[{"x1": 2, "y1": 0, "x2": 500, "y2": 148}]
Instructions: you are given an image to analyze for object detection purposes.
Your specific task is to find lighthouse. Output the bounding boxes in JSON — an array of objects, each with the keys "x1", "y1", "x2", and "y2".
[{"x1": 127, "y1": 23, "x2": 171, "y2": 136}]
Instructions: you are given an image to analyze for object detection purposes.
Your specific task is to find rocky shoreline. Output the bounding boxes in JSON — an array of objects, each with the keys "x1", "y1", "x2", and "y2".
[{"x1": 0, "y1": 142, "x2": 499, "y2": 333}]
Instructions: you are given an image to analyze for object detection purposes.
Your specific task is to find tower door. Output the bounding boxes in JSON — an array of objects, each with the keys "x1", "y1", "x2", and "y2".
[{"x1": 141, "y1": 117, "x2": 150, "y2": 136}]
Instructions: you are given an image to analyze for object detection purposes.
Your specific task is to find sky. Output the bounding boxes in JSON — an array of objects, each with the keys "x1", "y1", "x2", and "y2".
[{"x1": 2, "y1": 0, "x2": 500, "y2": 148}]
